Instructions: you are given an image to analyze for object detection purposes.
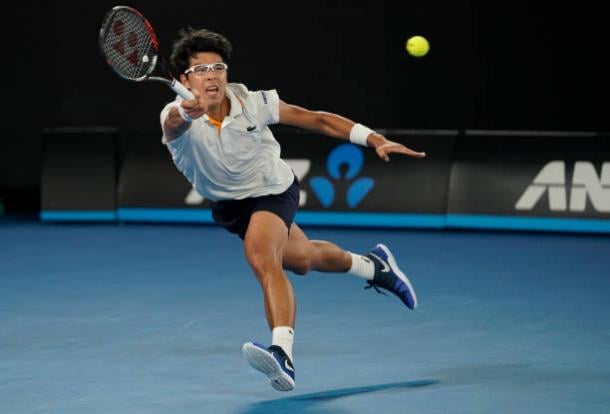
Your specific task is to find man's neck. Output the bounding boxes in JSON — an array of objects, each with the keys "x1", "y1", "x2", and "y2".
[{"x1": 207, "y1": 96, "x2": 231, "y2": 123}]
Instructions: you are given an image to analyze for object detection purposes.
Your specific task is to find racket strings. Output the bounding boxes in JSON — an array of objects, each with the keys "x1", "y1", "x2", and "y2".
[{"x1": 100, "y1": 9, "x2": 157, "y2": 80}]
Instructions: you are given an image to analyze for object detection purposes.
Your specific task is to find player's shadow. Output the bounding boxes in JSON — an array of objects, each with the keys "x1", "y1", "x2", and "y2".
[{"x1": 237, "y1": 379, "x2": 439, "y2": 414}]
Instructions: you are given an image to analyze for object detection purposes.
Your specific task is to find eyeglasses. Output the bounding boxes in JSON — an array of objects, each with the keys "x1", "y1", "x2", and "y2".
[{"x1": 184, "y1": 62, "x2": 228, "y2": 76}]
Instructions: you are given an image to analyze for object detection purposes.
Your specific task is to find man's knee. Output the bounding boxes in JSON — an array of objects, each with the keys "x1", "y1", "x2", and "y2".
[
  {"x1": 245, "y1": 245, "x2": 281, "y2": 278},
  {"x1": 285, "y1": 245, "x2": 315, "y2": 275},
  {"x1": 289, "y1": 256, "x2": 312, "y2": 275},
  {"x1": 246, "y1": 250, "x2": 272, "y2": 274}
]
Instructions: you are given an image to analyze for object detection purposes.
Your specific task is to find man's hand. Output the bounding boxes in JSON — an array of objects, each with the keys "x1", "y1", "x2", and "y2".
[
  {"x1": 163, "y1": 89, "x2": 210, "y2": 141},
  {"x1": 180, "y1": 89, "x2": 208, "y2": 120},
  {"x1": 370, "y1": 134, "x2": 426, "y2": 162}
]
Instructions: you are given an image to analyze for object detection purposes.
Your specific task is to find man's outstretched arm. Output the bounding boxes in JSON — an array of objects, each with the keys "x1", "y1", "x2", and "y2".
[{"x1": 278, "y1": 100, "x2": 426, "y2": 162}]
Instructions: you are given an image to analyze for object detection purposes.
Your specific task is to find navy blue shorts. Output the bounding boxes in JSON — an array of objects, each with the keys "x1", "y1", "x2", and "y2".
[{"x1": 211, "y1": 177, "x2": 299, "y2": 240}]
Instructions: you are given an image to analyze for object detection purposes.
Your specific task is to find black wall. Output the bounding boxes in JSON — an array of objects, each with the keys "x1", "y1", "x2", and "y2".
[{"x1": 2, "y1": 1, "x2": 609, "y2": 212}]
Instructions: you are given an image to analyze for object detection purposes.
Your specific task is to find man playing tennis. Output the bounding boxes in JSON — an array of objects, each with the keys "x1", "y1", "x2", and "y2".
[{"x1": 161, "y1": 28, "x2": 425, "y2": 392}]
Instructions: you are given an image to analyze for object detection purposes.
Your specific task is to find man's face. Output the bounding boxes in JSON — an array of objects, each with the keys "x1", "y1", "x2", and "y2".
[{"x1": 180, "y1": 52, "x2": 228, "y2": 108}]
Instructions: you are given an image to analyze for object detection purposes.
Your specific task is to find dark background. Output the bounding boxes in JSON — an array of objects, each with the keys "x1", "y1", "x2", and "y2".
[{"x1": 2, "y1": 1, "x2": 609, "y2": 213}]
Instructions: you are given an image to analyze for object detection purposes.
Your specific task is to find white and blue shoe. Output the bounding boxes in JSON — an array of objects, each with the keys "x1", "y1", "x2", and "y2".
[
  {"x1": 242, "y1": 342, "x2": 295, "y2": 391},
  {"x1": 366, "y1": 243, "x2": 418, "y2": 310}
]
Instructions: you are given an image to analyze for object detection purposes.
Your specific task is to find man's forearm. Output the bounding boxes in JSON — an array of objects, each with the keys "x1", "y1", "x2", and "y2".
[
  {"x1": 317, "y1": 112, "x2": 386, "y2": 147},
  {"x1": 164, "y1": 107, "x2": 192, "y2": 141},
  {"x1": 316, "y1": 111, "x2": 356, "y2": 139}
]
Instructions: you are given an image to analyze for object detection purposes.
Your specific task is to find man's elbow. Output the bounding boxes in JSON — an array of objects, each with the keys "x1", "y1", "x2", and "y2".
[{"x1": 316, "y1": 111, "x2": 337, "y2": 135}]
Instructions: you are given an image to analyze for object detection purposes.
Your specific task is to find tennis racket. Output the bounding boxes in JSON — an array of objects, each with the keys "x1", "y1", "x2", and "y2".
[{"x1": 98, "y1": 5, "x2": 194, "y2": 100}]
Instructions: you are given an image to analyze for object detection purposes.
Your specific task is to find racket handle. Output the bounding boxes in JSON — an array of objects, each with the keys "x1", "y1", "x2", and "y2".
[{"x1": 170, "y1": 79, "x2": 195, "y2": 100}]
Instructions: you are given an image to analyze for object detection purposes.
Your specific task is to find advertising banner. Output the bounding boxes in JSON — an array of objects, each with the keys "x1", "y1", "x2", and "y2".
[
  {"x1": 117, "y1": 129, "x2": 458, "y2": 227},
  {"x1": 42, "y1": 127, "x2": 608, "y2": 233},
  {"x1": 40, "y1": 128, "x2": 118, "y2": 221},
  {"x1": 447, "y1": 131, "x2": 610, "y2": 232}
]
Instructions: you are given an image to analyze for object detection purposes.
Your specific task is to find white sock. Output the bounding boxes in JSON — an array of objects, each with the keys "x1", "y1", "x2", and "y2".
[
  {"x1": 272, "y1": 326, "x2": 294, "y2": 362},
  {"x1": 348, "y1": 252, "x2": 375, "y2": 280}
]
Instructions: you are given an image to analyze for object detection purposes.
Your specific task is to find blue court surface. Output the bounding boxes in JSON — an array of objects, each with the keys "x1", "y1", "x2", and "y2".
[{"x1": 1, "y1": 220, "x2": 609, "y2": 413}]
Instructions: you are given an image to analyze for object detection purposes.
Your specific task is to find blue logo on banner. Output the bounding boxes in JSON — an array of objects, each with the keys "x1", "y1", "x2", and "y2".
[{"x1": 310, "y1": 144, "x2": 375, "y2": 208}]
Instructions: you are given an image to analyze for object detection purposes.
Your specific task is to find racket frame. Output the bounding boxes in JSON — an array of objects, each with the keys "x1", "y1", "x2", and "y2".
[{"x1": 99, "y1": 6, "x2": 193, "y2": 100}]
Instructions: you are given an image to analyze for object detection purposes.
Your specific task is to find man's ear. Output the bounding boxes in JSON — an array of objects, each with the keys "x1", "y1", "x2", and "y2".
[{"x1": 179, "y1": 74, "x2": 189, "y2": 88}]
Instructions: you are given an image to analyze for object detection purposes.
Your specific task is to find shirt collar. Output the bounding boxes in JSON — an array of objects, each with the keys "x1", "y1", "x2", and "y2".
[
  {"x1": 225, "y1": 87, "x2": 243, "y2": 118},
  {"x1": 203, "y1": 86, "x2": 243, "y2": 127}
]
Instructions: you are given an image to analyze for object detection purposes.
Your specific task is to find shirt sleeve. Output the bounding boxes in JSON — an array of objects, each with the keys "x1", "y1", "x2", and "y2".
[
  {"x1": 159, "y1": 100, "x2": 190, "y2": 173},
  {"x1": 252, "y1": 89, "x2": 280, "y2": 125},
  {"x1": 160, "y1": 100, "x2": 182, "y2": 144}
]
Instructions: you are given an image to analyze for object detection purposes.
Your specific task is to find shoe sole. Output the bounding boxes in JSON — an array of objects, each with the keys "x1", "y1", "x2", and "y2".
[
  {"x1": 242, "y1": 342, "x2": 295, "y2": 391},
  {"x1": 377, "y1": 243, "x2": 418, "y2": 309}
]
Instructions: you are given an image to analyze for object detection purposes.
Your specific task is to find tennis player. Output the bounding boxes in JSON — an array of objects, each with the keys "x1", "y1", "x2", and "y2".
[{"x1": 161, "y1": 28, "x2": 425, "y2": 391}]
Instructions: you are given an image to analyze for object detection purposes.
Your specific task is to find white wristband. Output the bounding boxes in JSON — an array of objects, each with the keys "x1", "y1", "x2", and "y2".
[
  {"x1": 349, "y1": 123, "x2": 374, "y2": 146},
  {"x1": 177, "y1": 105, "x2": 193, "y2": 123}
]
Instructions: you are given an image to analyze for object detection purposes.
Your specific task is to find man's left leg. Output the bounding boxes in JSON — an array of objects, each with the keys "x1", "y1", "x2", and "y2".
[{"x1": 282, "y1": 224, "x2": 418, "y2": 310}]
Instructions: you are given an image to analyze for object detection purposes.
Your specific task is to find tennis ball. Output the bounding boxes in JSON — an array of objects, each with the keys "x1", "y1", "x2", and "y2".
[{"x1": 406, "y1": 36, "x2": 430, "y2": 57}]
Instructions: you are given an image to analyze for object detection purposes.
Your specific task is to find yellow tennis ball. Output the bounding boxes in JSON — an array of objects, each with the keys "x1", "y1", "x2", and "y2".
[{"x1": 406, "y1": 36, "x2": 430, "y2": 57}]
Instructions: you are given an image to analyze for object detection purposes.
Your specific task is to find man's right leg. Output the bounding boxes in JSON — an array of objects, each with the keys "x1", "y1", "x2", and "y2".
[
  {"x1": 242, "y1": 211, "x2": 296, "y2": 391},
  {"x1": 244, "y1": 212, "x2": 294, "y2": 330}
]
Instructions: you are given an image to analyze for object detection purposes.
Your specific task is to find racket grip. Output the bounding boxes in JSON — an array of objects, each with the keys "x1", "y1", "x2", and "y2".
[{"x1": 171, "y1": 79, "x2": 195, "y2": 100}]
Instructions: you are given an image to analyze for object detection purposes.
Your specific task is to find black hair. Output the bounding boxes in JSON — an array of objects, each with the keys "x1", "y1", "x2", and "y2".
[{"x1": 170, "y1": 28, "x2": 233, "y2": 75}]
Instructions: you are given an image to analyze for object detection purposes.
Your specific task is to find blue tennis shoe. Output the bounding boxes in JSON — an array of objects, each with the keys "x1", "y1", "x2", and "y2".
[
  {"x1": 365, "y1": 243, "x2": 418, "y2": 310},
  {"x1": 242, "y1": 342, "x2": 295, "y2": 391}
]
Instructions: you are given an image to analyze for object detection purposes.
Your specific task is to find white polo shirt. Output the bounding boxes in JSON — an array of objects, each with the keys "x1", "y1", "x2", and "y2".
[{"x1": 160, "y1": 83, "x2": 294, "y2": 201}]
